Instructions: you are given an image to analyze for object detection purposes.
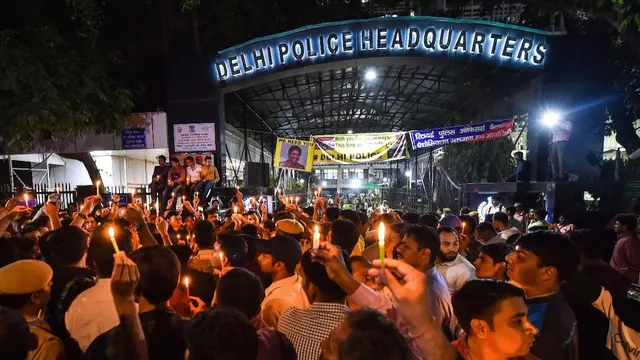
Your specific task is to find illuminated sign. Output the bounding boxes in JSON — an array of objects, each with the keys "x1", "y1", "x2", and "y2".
[{"x1": 214, "y1": 16, "x2": 549, "y2": 83}]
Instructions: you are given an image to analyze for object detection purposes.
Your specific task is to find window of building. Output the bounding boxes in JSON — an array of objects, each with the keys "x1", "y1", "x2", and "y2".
[{"x1": 323, "y1": 169, "x2": 338, "y2": 180}]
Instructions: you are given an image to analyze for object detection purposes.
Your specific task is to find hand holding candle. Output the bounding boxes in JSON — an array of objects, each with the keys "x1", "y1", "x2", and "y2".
[
  {"x1": 23, "y1": 194, "x2": 29, "y2": 207},
  {"x1": 313, "y1": 225, "x2": 320, "y2": 250},
  {"x1": 96, "y1": 181, "x2": 101, "y2": 196},
  {"x1": 234, "y1": 206, "x2": 238, "y2": 215},
  {"x1": 295, "y1": 196, "x2": 299, "y2": 206},
  {"x1": 378, "y1": 222, "x2": 386, "y2": 269},
  {"x1": 108, "y1": 227, "x2": 120, "y2": 253}
]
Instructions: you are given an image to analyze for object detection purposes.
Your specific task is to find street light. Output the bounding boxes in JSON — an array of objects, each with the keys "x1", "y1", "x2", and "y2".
[
  {"x1": 321, "y1": 181, "x2": 327, "y2": 187},
  {"x1": 347, "y1": 129, "x2": 353, "y2": 134}
]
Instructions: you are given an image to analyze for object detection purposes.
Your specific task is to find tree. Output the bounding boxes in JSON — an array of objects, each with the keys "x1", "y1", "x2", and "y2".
[{"x1": 0, "y1": 0, "x2": 134, "y2": 153}]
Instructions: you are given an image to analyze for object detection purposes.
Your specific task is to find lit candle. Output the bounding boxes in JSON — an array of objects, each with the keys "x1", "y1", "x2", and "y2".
[
  {"x1": 182, "y1": 195, "x2": 186, "y2": 203},
  {"x1": 55, "y1": 186, "x2": 60, "y2": 194},
  {"x1": 96, "y1": 181, "x2": 101, "y2": 195},
  {"x1": 23, "y1": 194, "x2": 29, "y2": 207},
  {"x1": 313, "y1": 225, "x2": 320, "y2": 250},
  {"x1": 155, "y1": 201, "x2": 160, "y2": 215},
  {"x1": 177, "y1": 234, "x2": 181, "y2": 243},
  {"x1": 108, "y1": 227, "x2": 120, "y2": 253},
  {"x1": 131, "y1": 188, "x2": 136, "y2": 201},
  {"x1": 295, "y1": 196, "x2": 299, "y2": 205},
  {"x1": 461, "y1": 222, "x2": 466, "y2": 234},
  {"x1": 80, "y1": 205, "x2": 84, "y2": 211},
  {"x1": 314, "y1": 191, "x2": 318, "y2": 198},
  {"x1": 234, "y1": 206, "x2": 238, "y2": 215},
  {"x1": 219, "y1": 252, "x2": 224, "y2": 263},
  {"x1": 187, "y1": 235, "x2": 190, "y2": 243},
  {"x1": 378, "y1": 222, "x2": 386, "y2": 269},
  {"x1": 184, "y1": 277, "x2": 190, "y2": 298},
  {"x1": 289, "y1": 196, "x2": 293, "y2": 204},
  {"x1": 318, "y1": 187, "x2": 322, "y2": 195}
]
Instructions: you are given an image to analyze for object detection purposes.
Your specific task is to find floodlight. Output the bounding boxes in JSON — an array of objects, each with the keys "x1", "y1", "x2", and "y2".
[
  {"x1": 542, "y1": 111, "x2": 561, "y2": 127},
  {"x1": 364, "y1": 69, "x2": 377, "y2": 81}
]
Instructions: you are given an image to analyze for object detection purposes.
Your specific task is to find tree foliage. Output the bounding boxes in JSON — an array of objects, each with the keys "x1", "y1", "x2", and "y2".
[{"x1": 0, "y1": 0, "x2": 134, "y2": 153}]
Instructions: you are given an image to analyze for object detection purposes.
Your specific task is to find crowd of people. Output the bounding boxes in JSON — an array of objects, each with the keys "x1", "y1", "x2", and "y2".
[
  {"x1": 0, "y1": 189, "x2": 639, "y2": 360},
  {"x1": 149, "y1": 155, "x2": 221, "y2": 213}
]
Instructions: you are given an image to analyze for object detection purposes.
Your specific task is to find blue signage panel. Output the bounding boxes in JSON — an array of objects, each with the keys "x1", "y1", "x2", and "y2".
[
  {"x1": 214, "y1": 16, "x2": 550, "y2": 84},
  {"x1": 122, "y1": 128, "x2": 147, "y2": 150},
  {"x1": 409, "y1": 119, "x2": 514, "y2": 150}
]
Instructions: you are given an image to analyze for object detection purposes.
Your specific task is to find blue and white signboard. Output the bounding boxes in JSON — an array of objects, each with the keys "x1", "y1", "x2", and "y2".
[
  {"x1": 122, "y1": 128, "x2": 147, "y2": 150},
  {"x1": 214, "y1": 16, "x2": 549, "y2": 85},
  {"x1": 409, "y1": 119, "x2": 514, "y2": 150}
]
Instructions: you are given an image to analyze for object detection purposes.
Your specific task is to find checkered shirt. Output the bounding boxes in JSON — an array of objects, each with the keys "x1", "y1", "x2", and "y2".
[{"x1": 277, "y1": 302, "x2": 349, "y2": 360}]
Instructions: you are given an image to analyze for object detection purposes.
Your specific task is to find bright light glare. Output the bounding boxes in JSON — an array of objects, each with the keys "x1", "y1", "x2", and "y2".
[
  {"x1": 351, "y1": 179, "x2": 361, "y2": 188},
  {"x1": 404, "y1": 170, "x2": 411, "y2": 178},
  {"x1": 383, "y1": 178, "x2": 388, "y2": 182},
  {"x1": 300, "y1": 179, "x2": 305, "y2": 184},
  {"x1": 347, "y1": 129, "x2": 353, "y2": 134},
  {"x1": 321, "y1": 181, "x2": 327, "y2": 187},
  {"x1": 365, "y1": 69, "x2": 377, "y2": 81},
  {"x1": 542, "y1": 111, "x2": 561, "y2": 127}
]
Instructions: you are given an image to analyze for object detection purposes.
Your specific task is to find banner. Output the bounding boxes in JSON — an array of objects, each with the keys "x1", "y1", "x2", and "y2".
[
  {"x1": 173, "y1": 123, "x2": 216, "y2": 152},
  {"x1": 409, "y1": 119, "x2": 514, "y2": 150},
  {"x1": 274, "y1": 138, "x2": 314, "y2": 172},
  {"x1": 312, "y1": 132, "x2": 408, "y2": 165}
]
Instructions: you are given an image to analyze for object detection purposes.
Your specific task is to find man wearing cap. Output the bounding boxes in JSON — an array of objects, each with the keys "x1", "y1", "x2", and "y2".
[
  {"x1": 0, "y1": 260, "x2": 65, "y2": 360},
  {"x1": 255, "y1": 235, "x2": 309, "y2": 328},
  {"x1": 275, "y1": 219, "x2": 305, "y2": 239}
]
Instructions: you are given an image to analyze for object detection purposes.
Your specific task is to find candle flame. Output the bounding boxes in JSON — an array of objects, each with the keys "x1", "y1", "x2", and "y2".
[
  {"x1": 108, "y1": 227, "x2": 115, "y2": 238},
  {"x1": 184, "y1": 277, "x2": 189, "y2": 287},
  {"x1": 24, "y1": 194, "x2": 29, "y2": 202},
  {"x1": 315, "y1": 225, "x2": 319, "y2": 233},
  {"x1": 378, "y1": 222, "x2": 385, "y2": 243}
]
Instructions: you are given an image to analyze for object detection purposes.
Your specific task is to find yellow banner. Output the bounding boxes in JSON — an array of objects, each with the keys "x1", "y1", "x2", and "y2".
[
  {"x1": 274, "y1": 137, "x2": 315, "y2": 172},
  {"x1": 312, "y1": 132, "x2": 408, "y2": 164}
]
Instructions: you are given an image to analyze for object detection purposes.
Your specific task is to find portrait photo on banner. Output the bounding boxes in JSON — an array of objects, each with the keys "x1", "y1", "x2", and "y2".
[{"x1": 274, "y1": 138, "x2": 314, "y2": 172}]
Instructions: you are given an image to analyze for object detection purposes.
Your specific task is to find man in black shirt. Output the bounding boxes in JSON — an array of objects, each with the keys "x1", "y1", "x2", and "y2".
[
  {"x1": 507, "y1": 151, "x2": 531, "y2": 182},
  {"x1": 44, "y1": 226, "x2": 97, "y2": 358},
  {"x1": 506, "y1": 231, "x2": 580, "y2": 360},
  {"x1": 150, "y1": 155, "x2": 170, "y2": 210},
  {"x1": 87, "y1": 246, "x2": 188, "y2": 360}
]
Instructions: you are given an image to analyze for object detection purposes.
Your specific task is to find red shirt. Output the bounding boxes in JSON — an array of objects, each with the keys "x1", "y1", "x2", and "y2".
[{"x1": 610, "y1": 231, "x2": 640, "y2": 282}]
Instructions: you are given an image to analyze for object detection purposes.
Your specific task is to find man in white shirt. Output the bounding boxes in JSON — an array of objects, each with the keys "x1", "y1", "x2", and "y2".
[
  {"x1": 551, "y1": 119, "x2": 573, "y2": 181},
  {"x1": 436, "y1": 226, "x2": 476, "y2": 294},
  {"x1": 492, "y1": 211, "x2": 521, "y2": 240},
  {"x1": 254, "y1": 235, "x2": 309, "y2": 328},
  {"x1": 65, "y1": 224, "x2": 132, "y2": 351},
  {"x1": 184, "y1": 156, "x2": 202, "y2": 201}
]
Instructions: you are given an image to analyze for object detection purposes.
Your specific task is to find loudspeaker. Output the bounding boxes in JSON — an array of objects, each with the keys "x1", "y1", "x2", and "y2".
[{"x1": 243, "y1": 162, "x2": 270, "y2": 187}]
